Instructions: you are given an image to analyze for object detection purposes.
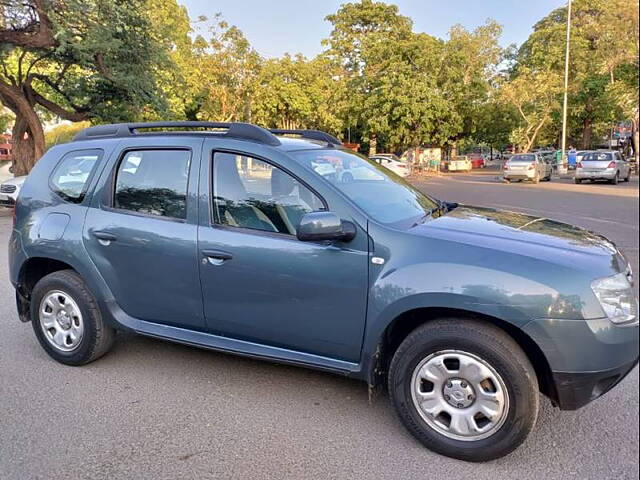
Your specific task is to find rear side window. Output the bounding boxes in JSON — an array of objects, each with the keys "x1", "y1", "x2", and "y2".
[
  {"x1": 114, "y1": 149, "x2": 191, "y2": 220},
  {"x1": 50, "y1": 149, "x2": 103, "y2": 203}
]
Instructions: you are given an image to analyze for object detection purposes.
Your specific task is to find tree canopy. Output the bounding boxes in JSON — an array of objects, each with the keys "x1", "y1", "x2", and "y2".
[{"x1": 1, "y1": 0, "x2": 638, "y2": 172}]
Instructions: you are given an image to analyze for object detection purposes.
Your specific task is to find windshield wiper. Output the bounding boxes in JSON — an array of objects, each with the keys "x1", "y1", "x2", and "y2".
[{"x1": 411, "y1": 207, "x2": 440, "y2": 227}]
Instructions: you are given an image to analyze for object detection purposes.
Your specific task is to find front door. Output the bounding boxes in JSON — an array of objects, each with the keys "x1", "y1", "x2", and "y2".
[
  {"x1": 84, "y1": 139, "x2": 205, "y2": 329},
  {"x1": 198, "y1": 148, "x2": 369, "y2": 362}
]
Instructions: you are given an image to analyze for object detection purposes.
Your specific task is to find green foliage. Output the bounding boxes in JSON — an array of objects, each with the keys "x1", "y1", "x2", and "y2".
[
  {"x1": 251, "y1": 54, "x2": 345, "y2": 134},
  {"x1": 513, "y1": 0, "x2": 639, "y2": 149},
  {"x1": 44, "y1": 122, "x2": 90, "y2": 149},
  {"x1": 0, "y1": 106, "x2": 12, "y2": 132},
  {"x1": 2, "y1": 0, "x2": 638, "y2": 169}
]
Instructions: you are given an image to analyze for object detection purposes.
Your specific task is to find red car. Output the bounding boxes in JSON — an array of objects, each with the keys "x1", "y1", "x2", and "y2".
[{"x1": 468, "y1": 153, "x2": 485, "y2": 169}]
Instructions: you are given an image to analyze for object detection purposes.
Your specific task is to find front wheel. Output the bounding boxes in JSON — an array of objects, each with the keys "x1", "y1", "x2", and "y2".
[
  {"x1": 31, "y1": 270, "x2": 115, "y2": 365},
  {"x1": 388, "y1": 319, "x2": 539, "y2": 462}
]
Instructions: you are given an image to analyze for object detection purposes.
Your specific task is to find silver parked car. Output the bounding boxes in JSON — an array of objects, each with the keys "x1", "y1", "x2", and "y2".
[
  {"x1": 503, "y1": 153, "x2": 552, "y2": 183},
  {"x1": 0, "y1": 175, "x2": 26, "y2": 208},
  {"x1": 575, "y1": 151, "x2": 631, "y2": 184}
]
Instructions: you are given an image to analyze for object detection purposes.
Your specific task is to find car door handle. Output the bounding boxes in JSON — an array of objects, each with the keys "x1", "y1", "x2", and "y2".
[
  {"x1": 92, "y1": 231, "x2": 117, "y2": 245},
  {"x1": 202, "y1": 249, "x2": 233, "y2": 265}
]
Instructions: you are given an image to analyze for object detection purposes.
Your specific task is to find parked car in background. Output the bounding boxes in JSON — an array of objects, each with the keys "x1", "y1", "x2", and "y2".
[
  {"x1": 575, "y1": 151, "x2": 631, "y2": 184},
  {"x1": 370, "y1": 155, "x2": 410, "y2": 177},
  {"x1": 468, "y1": 153, "x2": 485, "y2": 169},
  {"x1": 447, "y1": 155, "x2": 472, "y2": 172},
  {"x1": 372, "y1": 153, "x2": 401, "y2": 162},
  {"x1": 9, "y1": 122, "x2": 638, "y2": 462},
  {"x1": 503, "y1": 153, "x2": 552, "y2": 183},
  {"x1": 573, "y1": 150, "x2": 592, "y2": 170},
  {"x1": 0, "y1": 175, "x2": 26, "y2": 208}
]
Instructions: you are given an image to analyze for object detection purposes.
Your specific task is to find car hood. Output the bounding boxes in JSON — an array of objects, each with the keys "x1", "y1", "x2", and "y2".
[
  {"x1": 1, "y1": 175, "x2": 26, "y2": 187},
  {"x1": 416, "y1": 205, "x2": 618, "y2": 258}
]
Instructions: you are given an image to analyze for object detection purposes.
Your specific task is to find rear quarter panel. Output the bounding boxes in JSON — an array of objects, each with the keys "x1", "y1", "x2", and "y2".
[{"x1": 10, "y1": 140, "x2": 120, "y2": 303}]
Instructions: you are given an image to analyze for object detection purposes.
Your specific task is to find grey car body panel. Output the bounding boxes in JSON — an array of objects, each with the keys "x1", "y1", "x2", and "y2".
[{"x1": 9, "y1": 131, "x2": 639, "y2": 408}]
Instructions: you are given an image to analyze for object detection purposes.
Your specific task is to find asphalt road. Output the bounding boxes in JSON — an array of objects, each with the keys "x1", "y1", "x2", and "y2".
[{"x1": 1, "y1": 173, "x2": 638, "y2": 480}]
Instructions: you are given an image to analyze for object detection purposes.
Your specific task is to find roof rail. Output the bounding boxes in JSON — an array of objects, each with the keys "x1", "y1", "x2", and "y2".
[
  {"x1": 269, "y1": 129, "x2": 343, "y2": 146},
  {"x1": 73, "y1": 121, "x2": 281, "y2": 146}
]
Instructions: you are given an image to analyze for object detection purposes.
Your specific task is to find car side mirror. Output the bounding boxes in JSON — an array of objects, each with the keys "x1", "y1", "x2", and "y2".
[{"x1": 297, "y1": 211, "x2": 356, "y2": 242}]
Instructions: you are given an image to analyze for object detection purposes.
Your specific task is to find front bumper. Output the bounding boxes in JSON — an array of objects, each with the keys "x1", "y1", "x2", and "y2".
[
  {"x1": 0, "y1": 194, "x2": 16, "y2": 207},
  {"x1": 523, "y1": 317, "x2": 639, "y2": 410},
  {"x1": 575, "y1": 169, "x2": 616, "y2": 180},
  {"x1": 552, "y1": 358, "x2": 638, "y2": 410}
]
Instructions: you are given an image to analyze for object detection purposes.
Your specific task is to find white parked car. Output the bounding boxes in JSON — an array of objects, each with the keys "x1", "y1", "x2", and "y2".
[
  {"x1": 0, "y1": 175, "x2": 26, "y2": 208},
  {"x1": 370, "y1": 155, "x2": 410, "y2": 177},
  {"x1": 447, "y1": 156, "x2": 472, "y2": 172}
]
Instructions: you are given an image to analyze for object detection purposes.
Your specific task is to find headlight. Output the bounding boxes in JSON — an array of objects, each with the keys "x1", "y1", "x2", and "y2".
[{"x1": 591, "y1": 273, "x2": 638, "y2": 325}]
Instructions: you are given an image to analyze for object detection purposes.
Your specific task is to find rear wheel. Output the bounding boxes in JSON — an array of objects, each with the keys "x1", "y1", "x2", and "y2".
[
  {"x1": 388, "y1": 319, "x2": 539, "y2": 462},
  {"x1": 31, "y1": 270, "x2": 115, "y2": 365},
  {"x1": 574, "y1": 178, "x2": 582, "y2": 184},
  {"x1": 611, "y1": 172, "x2": 619, "y2": 185},
  {"x1": 624, "y1": 171, "x2": 630, "y2": 182}
]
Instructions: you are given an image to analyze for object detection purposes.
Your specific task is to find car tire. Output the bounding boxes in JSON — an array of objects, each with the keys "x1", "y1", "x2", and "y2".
[
  {"x1": 388, "y1": 319, "x2": 539, "y2": 462},
  {"x1": 31, "y1": 270, "x2": 115, "y2": 366},
  {"x1": 611, "y1": 172, "x2": 619, "y2": 185},
  {"x1": 624, "y1": 172, "x2": 630, "y2": 182},
  {"x1": 574, "y1": 178, "x2": 582, "y2": 184}
]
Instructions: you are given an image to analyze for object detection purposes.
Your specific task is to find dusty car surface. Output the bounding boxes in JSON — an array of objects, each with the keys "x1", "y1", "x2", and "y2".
[{"x1": 9, "y1": 122, "x2": 638, "y2": 462}]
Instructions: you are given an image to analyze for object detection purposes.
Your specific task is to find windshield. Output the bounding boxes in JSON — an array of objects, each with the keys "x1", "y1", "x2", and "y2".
[
  {"x1": 292, "y1": 149, "x2": 439, "y2": 228},
  {"x1": 583, "y1": 152, "x2": 612, "y2": 161},
  {"x1": 510, "y1": 154, "x2": 535, "y2": 163}
]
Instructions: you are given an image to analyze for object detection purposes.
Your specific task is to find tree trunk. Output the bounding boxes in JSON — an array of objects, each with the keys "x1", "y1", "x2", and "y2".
[
  {"x1": 0, "y1": 81, "x2": 46, "y2": 176},
  {"x1": 581, "y1": 118, "x2": 592, "y2": 150}
]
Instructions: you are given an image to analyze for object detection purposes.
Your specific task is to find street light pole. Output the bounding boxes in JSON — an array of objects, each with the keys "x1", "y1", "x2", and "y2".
[{"x1": 560, "y1": 0, "x2": 572, "y2": 174}]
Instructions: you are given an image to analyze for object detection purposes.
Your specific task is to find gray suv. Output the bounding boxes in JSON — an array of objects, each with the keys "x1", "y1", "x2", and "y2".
[{"x1": 8, "y1": 122, "x2": 638, "y2": 462}]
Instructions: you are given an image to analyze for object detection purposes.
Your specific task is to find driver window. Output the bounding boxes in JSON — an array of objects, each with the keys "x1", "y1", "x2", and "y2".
[{"x1": 213, "y1": 152, "x2": 324, "y2": 235}]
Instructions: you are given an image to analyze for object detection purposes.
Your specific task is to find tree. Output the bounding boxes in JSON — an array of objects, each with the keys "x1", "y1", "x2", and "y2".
[
  {"x1": 500, "y1": 67, "x2": 562, "y2": 152},
  {"x1": 437, "y1": 21, "x2": 503, "y2": 149},
  {"x1": 251, "y1": 54, "x2": 345, "y2": 134},
  {"x1": 0, "y1": 0, "x2": 170, "y2": 175},
  {"x1": 323, "y1": 0, "x2": 414, "y2": 152},
  {"x1": 173, "y1": 15, "x2": 261, "y2": 122},
  {"x1": 324, "y1": 2, "x2": 504, "y2": 154},
  {"x1": 515, "y1": 0, "x2": 639, "y2": 149},
  {"x1": 473, "y1": 98, "x2": 518, "y2": 153}
]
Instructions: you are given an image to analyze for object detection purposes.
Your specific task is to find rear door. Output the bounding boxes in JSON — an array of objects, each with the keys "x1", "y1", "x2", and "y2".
[{"x1": 83, "y1": 137, "x2": 205, "y2": 329}]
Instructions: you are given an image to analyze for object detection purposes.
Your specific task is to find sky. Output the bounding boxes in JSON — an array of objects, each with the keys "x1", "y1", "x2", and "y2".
[{"x1": 179, "y1": 0, "x2": 567, "y2": 58}]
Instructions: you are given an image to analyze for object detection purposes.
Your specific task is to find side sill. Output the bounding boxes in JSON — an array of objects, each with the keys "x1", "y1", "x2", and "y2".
[{"x1": 106, "y1": 301, "x2": 362, "y2": 377}]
